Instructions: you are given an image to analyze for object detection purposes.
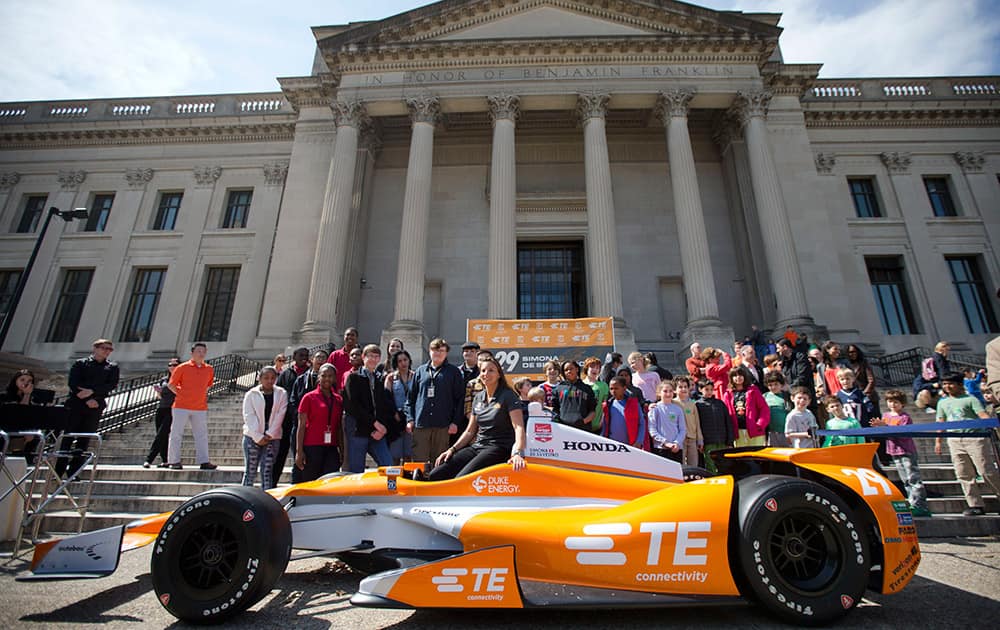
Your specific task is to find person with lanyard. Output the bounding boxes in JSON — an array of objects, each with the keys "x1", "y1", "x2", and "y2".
[
  {"x1": 241, "y1": 366, "x2": 287, "y2": 488},
  {"x1": 343, "y1": 344, "x2": 394, "y2": 473},
  {"x1": 384, "y1": 349, "x2": 415, "y2": 464},
  {"x1": 428, "y1": 354, "x2": 526, "y2": 480},
  {"x1": 295, "y1": 364, "x2": 343, "y2": 482},
  {"x1": 143, "y1": 358, "x2": 179, "y2": 468},
  {"x1": 272, "y1": 347, "x2": 310, "y2": 486},
  {"x1": 407, "y1": 338, "x2": 466, "y2": 464}
]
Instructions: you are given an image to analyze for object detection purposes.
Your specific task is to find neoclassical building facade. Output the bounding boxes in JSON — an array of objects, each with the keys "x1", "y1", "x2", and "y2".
[{"x1": 1, "y1": 0, "x2": 998, "y2": 369}]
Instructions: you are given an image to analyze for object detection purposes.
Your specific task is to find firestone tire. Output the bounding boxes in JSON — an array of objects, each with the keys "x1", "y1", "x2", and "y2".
[
  {"x1": 735, "y1": 476, "x2": 870, "y2": 626},
  {"x1": 151, "y1": 486, "x2": 292, "y2": 624}
]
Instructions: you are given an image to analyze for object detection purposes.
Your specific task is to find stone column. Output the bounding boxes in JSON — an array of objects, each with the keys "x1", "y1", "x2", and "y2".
[
  {"x1": 732, "y1": 90, "x2": 815, "y2": 330},
  {"x1": 577, "y1": 93, "x2": 635, "y2": 353},
  {"x1": 384, "y1": 95, "x2": 441, "y2": 359},
  {"x1": 487, "y1": 93, "x2": 519, "y2": 319},
  {"x1": 656, "y1": 90, "x2": 733, "y2": 350},
  {"x1": 0, "y1": 172, "x2": 20, "y2": 220},
  {"x1": 300, "y1": 100, "x2": 368, "y2": 343}
]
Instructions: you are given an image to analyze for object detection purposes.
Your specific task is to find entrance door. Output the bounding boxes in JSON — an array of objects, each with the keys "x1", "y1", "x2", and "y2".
[{"x1": 517, "y1": 242, "x2": 587, "y2": 319}]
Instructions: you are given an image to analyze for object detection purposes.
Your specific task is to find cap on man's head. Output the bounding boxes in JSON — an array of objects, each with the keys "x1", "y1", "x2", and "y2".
[
  {"x1": 461, "y1": 341, "x2": 480, "y2": 350},
  {"x1": 940, "y1": 372, "x2": 964, "y2": 385}
]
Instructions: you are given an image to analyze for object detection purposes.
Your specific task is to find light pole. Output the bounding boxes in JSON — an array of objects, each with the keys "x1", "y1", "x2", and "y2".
[{"x1": 0, "y1": 206, "x2": 89, "y2": 350}]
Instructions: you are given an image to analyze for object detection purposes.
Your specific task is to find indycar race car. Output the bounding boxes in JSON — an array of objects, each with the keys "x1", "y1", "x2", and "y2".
[{"x1": 25, "y1": 420, "x2": 921, "y2": 625}]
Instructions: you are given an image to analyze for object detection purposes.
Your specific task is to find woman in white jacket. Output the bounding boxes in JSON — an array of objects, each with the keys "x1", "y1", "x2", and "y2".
[{"x1": 242, "y1": 366, "x2": 288, "y2": 488}]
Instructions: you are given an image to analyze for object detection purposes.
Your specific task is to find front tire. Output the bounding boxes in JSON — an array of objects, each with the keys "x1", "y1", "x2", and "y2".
[
  {"x1": 151, "y1": 486, "x2": 291, "y2": 624},
  {"x1": 735, "y1": 476, "x2": 870, "y2": 626}
]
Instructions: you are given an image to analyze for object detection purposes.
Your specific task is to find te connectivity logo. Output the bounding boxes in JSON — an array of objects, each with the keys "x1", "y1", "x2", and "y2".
[{"x1": 431, "y1": 567, "x2": 509, "y2": 601}]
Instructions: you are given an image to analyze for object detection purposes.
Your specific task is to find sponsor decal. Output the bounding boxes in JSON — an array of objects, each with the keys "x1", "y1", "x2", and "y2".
[
  {"x1": 764, "y1": 498, "x2": 778, "y2": 512},
  {"x1": 202, "y1": 557, "x2": 259, "y2": 617},
  {"x1": 533, "y1": 423, "x2": 553, "y2": 443},
  {"x1": 562, "y1": 440, "x2": 629, "y2": 452},
  {"x1": 156, "y1": 498, "x2": 211, "y2": 555},
  {"x1": 891, "y1": 500, "x2": 911, "y2": 513},
  {"x1": 242, "y1": 510, "x2": 255, "y2": 523},
  {"x1": 805, "y1": 493, "x2": 865, "y2": 565},
  {"x1": 887, "y1": 546, "x2": 920, "y2": 590},
  {"x1": 565, "y1": 521, "x2": 711, "y2": 574},
  {"x1": 898, "y1": 525, "x2": 917, "y2": 536},
  {"x1": 841, "y1": 594, "x2": 855, "y2": 609},
  {"x1": 159, "y1": 593, "x2": 171, "y2": 606},
  {"x1": 752, "y1": 539, "x2": 814, "y2": 617},
  {"x1": 431, "y1": 567, "x2": 509, "y2": 601},
  {"x1": 86, "y1": 542, "x2": 106, "y2": 561},
  {"x1": 884, "y1": 536, "x2": 903, "y2": 544},
  {"x1": 896, "y1": 512, "x2": 914, "y2": 526},
  {"x1": 471, "y1": 474, "x2": 520, "y2": 494}
]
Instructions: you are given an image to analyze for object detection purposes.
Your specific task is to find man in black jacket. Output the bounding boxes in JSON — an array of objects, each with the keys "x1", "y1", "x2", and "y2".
[
  {"x1": 778, "y1": 337, "x2": 814, "y2": 407},
  {"x1": 407, "y1": 338, "x2": 466, "y2": 463},
  {"x1": 342, "y1": 344, "x2": 394, "y2": 472},
  {"x1": 56, "y1": 338, "x2": 120, "y2": 477}
]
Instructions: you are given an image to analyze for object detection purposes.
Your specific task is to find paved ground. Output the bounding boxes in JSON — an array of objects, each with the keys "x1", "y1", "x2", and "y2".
[{"x1": 2, "y1": 537, "x2": 999, "y2": 629}]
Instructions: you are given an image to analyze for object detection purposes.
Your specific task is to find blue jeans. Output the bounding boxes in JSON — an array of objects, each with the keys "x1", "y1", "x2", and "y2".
[
  {"x1": 344, "y1": 415, "x2": 391, "y2": 473},
  {"x1": 242, "y1": 435, "x2": 279, "y2": 488},
  {"x1": 389, "y1": 432, "x2": 413, "y2": 463}
]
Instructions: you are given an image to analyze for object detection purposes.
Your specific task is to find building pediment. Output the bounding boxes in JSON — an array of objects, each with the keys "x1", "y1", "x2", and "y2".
[{"x1": 316, "y1": 0, "x2": 782, "y2": 69}]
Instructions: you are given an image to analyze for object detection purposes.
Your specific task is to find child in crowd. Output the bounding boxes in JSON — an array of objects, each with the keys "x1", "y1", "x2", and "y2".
[
  {"x1": 821, "y1": 396, "x2": 865, "y2": 447},
  {"x1": 723, "y1": 366, "x2": 769, "y2": 447},
  {"x1": 525, "y1": 386, "x2": 553, "y2": 422},
  {"x1": 674, "y1": 376, "x2": 703, "y2": 466},
  {"x1": 648, "y1": 380, "x2": 685, "y2": 462},
  {"x1": 695, "y1": 379, "x2": 734, "y2": 473},
  {"x1": 870, "y1": 390, "x2": 931, "y2": 517},
  {"x1": 701, "y1": 347, "x2": 733, "y2": 400},
  {"x1": 762, "y1": 354, "x2": 782, "y2": 379},
  {"x1": 541, "y1": 360, "x2": 562, "y2": 409},
  {"x1": 935, "y1": 372, "x2": 1000, "y2": 517},
  {"x1": 763, "y1": 372, "x2": 791, "y2": 447},
  {"x1": 964, "y1": 367, "x2": 988, "y2": 407},
  {"x1": 835, "y1": 368, "x2": 877, "y2": 427},
  {"x1": 785, "y1": 386, "x2": 818, "y2": 448}
]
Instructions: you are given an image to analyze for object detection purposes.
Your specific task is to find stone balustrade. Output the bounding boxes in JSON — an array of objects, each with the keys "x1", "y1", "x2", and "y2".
[
  {"x1": 0, "y1": 92, "x2": 292, "y2": 124},
  {"x1": 805, "y1": 76, "x2": 999, "y2": 101}
]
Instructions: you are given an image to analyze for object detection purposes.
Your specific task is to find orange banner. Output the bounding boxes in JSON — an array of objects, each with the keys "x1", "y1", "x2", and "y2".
[{"x1": 466, "y1": 317, "x2": 615, "y2": 382}]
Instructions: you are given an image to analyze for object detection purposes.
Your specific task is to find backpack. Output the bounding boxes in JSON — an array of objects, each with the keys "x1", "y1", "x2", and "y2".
[{"x1": 921, "y1": 356, "x2": 937, "y2": 381}]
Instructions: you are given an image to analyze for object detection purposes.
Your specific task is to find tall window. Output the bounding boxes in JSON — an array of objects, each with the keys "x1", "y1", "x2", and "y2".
[
  {"x1": 946, "y1": 256, "x2": 998, "y2": 334},
  {"x1": 0, "y1": 269, "x2": 22, "y2": 328},
  {"x1": 847, "y1": 178, "x2": 882, "y2": 218},
  {"x1": 195, "y1": 267, "x2": 240, "y2": 341},
  {"x1": 152, "y1": 192, "x2": 183, "y2": 230},
  {"x1": 15, "y1": 195, "x2": 47, "y2": 233},
  {"x1": 517, "y1": 242, "x2": 587, "y2": 319},
  {"x1": 221, "y1": 190, "x2": 253, "y2": 229},
  {"x1": 119, "y1": 268, "x2": 167, "y2": 342},
  {"x1": 84, "y1": 193, "x2": 114, "y2": 232},
  {"x1": 865, "y1": 257, "x2": 919, "y2": 335},
  {"x1": 46, "y1": 269, "x2": 94, "y2": 342},
  {"x1": 924, "y1": 177, "x2": 957, "y2": 217}
]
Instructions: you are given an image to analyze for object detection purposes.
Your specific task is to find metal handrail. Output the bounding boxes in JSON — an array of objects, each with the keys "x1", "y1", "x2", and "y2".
[{"x1": 870, "y1": 346, "x2": 986, "y2": 388}]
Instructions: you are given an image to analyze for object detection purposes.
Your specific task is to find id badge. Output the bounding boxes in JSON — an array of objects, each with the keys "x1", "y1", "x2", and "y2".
[
  {"x1": 427, "y1": 384, "x2": 436, "y2": 398},
  {"x1": 323, "y1": 431, "x2": 332, "y2": 444}
]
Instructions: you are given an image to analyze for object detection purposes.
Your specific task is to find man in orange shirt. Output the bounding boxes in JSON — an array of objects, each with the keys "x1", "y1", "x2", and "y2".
[{"x1": 166, "y1": 343, "x2": 217, "y2": 470}]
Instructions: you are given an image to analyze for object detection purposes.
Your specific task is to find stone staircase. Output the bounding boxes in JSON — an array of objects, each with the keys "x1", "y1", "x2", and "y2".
[{"x1": 30, "y1": 397, "x2": 1000, "y2": 537}]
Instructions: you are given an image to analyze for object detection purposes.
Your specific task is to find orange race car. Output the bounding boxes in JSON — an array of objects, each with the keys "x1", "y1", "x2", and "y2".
[{"x1": 25, "y1": 420, "x2": 920, "y2": 626}]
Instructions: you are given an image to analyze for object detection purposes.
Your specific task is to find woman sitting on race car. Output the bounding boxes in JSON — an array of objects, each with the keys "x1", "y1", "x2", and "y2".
[{"x1": 427, "y1": 354, "x2": 526, "y2": 480}]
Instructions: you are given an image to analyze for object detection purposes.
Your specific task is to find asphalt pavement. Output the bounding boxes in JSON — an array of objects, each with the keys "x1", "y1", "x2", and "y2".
[{"x1": 2, "y1": 537, "x2": 998, "y2": 629}]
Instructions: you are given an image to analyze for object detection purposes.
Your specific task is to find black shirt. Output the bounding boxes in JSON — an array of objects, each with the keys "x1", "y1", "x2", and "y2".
[
  {"x1": 67, "y1": 356, "x2": 120, "y2": 410},
  {"x1": 696, "y1": 397, "x2": 734, "y2": 445},
  {"x1": 157, "y1": 377, "x2": 176, "y2": 409},
  {"x1": 733, "y1": 389, "x2": 747, "y2": 430},
  {"x1": 263, "y1": 392, "x2": 274, "y2": 428},
  {"x1": 460, "y1": 363, "x2": 480, "y2": 384},
  {"x1": 551, "y1": 379, "x2": 597, "y2": 429},
  {"x1": 472, "y1": 387, "x2": 520, "y2": 450}
]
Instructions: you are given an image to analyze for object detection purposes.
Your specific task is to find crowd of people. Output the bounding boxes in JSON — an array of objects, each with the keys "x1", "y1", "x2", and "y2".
[{"x1": 3, "y1": 326, "x2": 1000, "y2": 520}]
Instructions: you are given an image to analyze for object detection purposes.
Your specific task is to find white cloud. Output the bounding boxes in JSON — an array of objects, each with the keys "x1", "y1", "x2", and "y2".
[
  {"x1": 710, "y1": 0, "x2": 1000, "y2": 77},
  {"x1": 1, "y1": 0, "x2": 997, "y2": 101}
]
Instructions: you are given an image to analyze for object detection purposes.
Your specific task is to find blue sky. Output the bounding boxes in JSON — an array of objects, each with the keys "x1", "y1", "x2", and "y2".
[{"x1": 1, "y1": 0, "x2": 998, "y2": 101}]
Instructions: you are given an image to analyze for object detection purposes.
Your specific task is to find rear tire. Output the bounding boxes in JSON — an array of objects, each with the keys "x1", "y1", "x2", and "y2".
[
  {"x1": 151, "y1": 486, "x2": 291, "y2": 624},
  {"x1": 735, "y1": 476, "x2": 870, "y2": 626}
]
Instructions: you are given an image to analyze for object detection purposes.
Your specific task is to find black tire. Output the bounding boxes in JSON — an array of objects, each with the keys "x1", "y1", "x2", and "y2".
[
  {"x1": 735, "y1": 476, "x2": 870, "y2": 626},
  {"x1": 682, "y1": 466, "x2": 714, "y2": 482},
  {"x1": 151, "y1": 486, "x2": 292, "y2": 624}
]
